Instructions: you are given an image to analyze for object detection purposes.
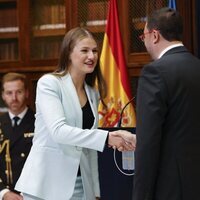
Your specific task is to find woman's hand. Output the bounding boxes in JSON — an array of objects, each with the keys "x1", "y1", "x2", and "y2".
[{"x1": 108, "y1": 130, "x2": 136, "y2": 151}]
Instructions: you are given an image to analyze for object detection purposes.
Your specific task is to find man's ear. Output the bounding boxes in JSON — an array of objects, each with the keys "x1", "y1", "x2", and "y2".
[
  {"x1": 153, "y1": 30, "x2": 160, "y2": 44},
  {"x1": 25, "y1": 89, "x2": 29, "y2": 99}
]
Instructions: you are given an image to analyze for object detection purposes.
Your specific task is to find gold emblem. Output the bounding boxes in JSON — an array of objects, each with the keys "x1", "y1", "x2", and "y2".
[
  {"x1": 0, "y1": 140, "x2": 13, "y2": 184},
  {"x1": 24, "y1": 132, "x2": 34, "y2": 138},
  {"x1": 0, "y1": 129, "x2": 4, "y2": 141}
]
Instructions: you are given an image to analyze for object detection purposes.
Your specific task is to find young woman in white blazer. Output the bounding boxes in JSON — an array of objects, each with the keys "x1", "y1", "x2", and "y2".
[{"x1": 15, "y1": 27, "x2": 135, "y2": 200}]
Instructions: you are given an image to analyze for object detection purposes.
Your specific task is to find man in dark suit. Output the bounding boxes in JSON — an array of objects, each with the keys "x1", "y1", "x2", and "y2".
[
  {"x1": 133, "y1": 7, "x2": 200, "y2": 200},
  {"x1": 0, "y1": 72, "x2": 35, "y2": 200}
]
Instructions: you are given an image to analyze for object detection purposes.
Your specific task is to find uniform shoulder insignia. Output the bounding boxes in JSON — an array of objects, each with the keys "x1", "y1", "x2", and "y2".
[{"x1": 24, "y1": 132, "x2": 34, "y2": 138}]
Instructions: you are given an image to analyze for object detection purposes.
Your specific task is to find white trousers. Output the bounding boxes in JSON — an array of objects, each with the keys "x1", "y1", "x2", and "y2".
[
  {"x1": 70, "y1": 176, "x2": 85, "y2": 200},
  {"x1": 22, "y1": 176, "x2": 85, "y2": 200}
]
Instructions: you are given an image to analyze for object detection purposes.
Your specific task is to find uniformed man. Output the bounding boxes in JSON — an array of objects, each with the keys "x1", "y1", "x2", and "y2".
[{"x1": 0, "y1": 72, "x2": 35, "y2": 200}]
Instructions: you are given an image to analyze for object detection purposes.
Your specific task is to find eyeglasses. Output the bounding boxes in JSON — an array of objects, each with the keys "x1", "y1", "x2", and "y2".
[{"x1": 139, "y1": 30, "x2": 154, "y2": 42}]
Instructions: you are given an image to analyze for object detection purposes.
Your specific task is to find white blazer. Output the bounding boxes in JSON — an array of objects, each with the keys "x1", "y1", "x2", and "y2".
[{"x1": 15, "y1": 74, "x2": 108, "y2": 200}]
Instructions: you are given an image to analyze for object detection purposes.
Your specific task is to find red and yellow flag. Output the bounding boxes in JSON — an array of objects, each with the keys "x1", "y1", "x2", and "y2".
[{"x1": 98, "y1": 0, "x2": 136, "y2": 127}]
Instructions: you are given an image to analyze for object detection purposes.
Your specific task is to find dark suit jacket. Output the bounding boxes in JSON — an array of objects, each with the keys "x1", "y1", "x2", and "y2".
[
  {"x1": 133, "y1": 46, "x2": 200, "y2": 200},
  {"x1": 0, "y1": 108, "x2": 35, "y2": 193}
]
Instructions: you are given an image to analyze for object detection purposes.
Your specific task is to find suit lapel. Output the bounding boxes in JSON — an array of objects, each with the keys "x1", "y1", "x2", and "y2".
[
  {"x1": 0, "y1": 114, "x2": 20, "y2": 147},
  {"x1": 19, "y1": 109, "x2": 34, "y2": 131},
  {"x1": 0, "y1": 113, "x2": 13, "y2": 140},
  {"x1": 10, "y1": 109, "x2": 34, "y2": 146}
]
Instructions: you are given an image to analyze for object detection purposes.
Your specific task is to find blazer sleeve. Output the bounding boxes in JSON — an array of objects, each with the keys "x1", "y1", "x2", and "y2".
[
  {"x1": 36, "y1": 74, "x2": 108, "y2": 152},
  {"x1": 133, "y1": 64, "x2": 168, "y2": 199}
]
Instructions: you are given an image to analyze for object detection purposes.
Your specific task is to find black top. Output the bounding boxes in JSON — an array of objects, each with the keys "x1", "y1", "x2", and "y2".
[
  {"x1": 82, "y1": 100, "x2": 94, "y2": 129},
  {"x1": 77, "y1": 100, "x2": 94, "y2": 176}
]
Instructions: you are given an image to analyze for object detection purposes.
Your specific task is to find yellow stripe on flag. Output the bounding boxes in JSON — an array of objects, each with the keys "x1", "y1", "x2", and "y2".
[{"x1": 98, "y1": 35, "x2": 136, "y2": 127}]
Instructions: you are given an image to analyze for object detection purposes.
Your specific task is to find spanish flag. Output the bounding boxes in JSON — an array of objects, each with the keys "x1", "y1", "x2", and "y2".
[{"x1": 98, "y1": 0, "x2": 136, "y2": 127}]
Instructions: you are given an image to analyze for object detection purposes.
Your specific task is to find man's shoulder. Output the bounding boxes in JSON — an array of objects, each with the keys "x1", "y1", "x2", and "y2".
[
  {"x1": 25, "y1": 108, "x2": 35, "y2": 120},
  {"x1": 0, "y1": 112, "x2": 9, "y2": 121}
]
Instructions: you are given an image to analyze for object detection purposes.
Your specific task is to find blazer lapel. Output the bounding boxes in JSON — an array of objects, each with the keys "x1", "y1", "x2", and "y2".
[
  {"x1": 61, "y1": 74, "x2": 82, "y2": 128},
  {"x1": 60, "y1": 74, "x2": 98, "y2": 129}
]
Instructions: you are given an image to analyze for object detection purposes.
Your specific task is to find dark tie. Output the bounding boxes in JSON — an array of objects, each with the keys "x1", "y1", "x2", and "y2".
[{"x1": 13, "y1": 116, "x2": 20, "y2": 128}]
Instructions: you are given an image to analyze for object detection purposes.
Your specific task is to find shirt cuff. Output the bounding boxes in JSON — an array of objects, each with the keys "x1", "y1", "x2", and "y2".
[{"x1": 0, "y1": 188, "x2": 10, "y2": 200}]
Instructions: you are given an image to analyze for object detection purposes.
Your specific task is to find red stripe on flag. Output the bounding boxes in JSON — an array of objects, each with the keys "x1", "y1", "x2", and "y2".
[{"x1": 105, "y1": 0, "x2": 132, "y2": 99}]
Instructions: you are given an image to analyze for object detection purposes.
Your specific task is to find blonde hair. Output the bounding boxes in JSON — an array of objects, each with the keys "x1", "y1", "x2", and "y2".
[{"x1": 2, "y1": 72, "x2": 28, "y2": 91}]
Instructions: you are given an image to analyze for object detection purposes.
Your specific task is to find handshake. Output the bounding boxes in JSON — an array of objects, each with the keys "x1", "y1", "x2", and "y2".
[{"x1": 107, "y1": 130, "x2": 136, "y2": 152}]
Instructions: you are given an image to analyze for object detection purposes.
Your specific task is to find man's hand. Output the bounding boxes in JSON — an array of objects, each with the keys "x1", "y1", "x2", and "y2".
[
  {"x1": 3, "y1": 191, "x2": 23, "y2": 200},
  {"x1": 108, "y1": 130, "x2": 136, "y2": 151}
]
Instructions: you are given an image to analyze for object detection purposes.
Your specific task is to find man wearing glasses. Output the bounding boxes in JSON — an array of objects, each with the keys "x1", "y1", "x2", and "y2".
[{"x1": 133, "y1": 7, "x2": 200, "y2": 200}]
